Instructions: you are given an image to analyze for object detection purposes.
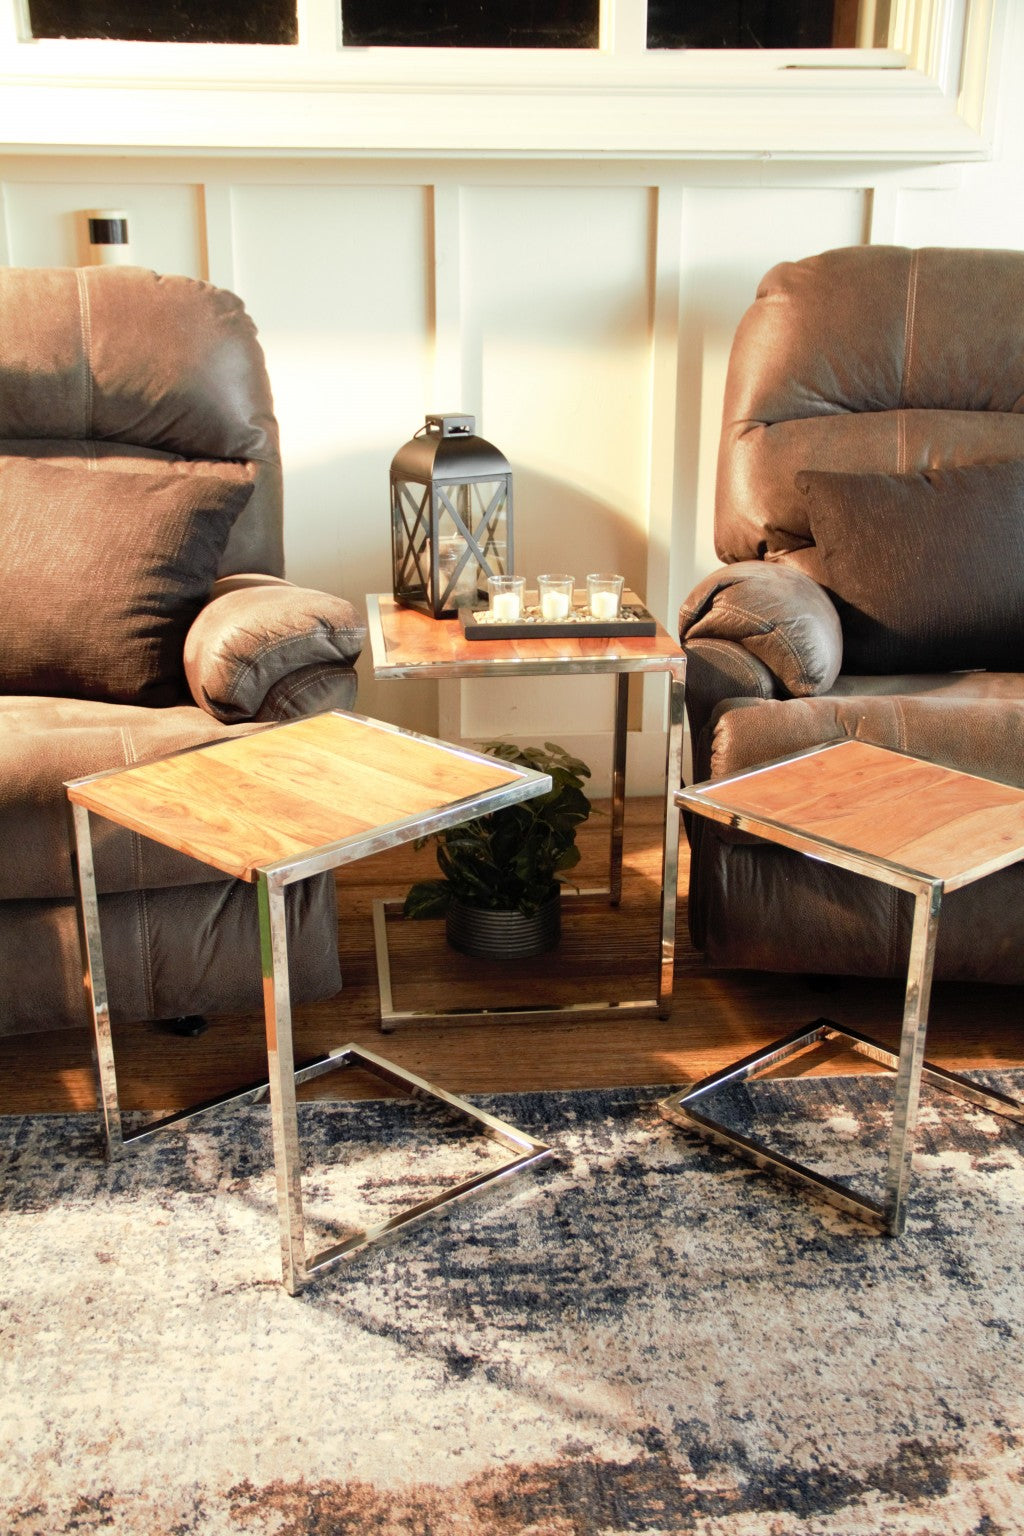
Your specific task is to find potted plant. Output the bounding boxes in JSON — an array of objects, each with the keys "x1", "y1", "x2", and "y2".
[{"x1": 403, "y1": 740, "x2": 592, "y2": 958}]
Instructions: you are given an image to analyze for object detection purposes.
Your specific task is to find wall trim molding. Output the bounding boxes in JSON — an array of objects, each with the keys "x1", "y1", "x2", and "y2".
[{"x1": 0, "y1": 1, "x2": 1006, "y2": 163}]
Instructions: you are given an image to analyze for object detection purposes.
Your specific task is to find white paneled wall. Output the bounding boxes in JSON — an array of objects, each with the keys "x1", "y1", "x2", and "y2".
[
  {"x1": 228, "y1": 181, "x2": 436, "y2": 731},
  {"x1": 2, "y1": 114, "x2": 1023, "y2": 785},
  {"x1": 458, "y1": 183, "x2": 653, "y2": 750}
]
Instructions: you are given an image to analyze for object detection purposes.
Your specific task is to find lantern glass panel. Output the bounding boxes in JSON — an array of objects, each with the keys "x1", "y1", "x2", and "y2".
[
  {"x1": 433, "y1": 498, "x2": 480, "y2": 610},
  {"x1": 436, "y1": 478, "x2": 511, "y2": 592},
  {"x1": 392, "y1": 479, "x2": 431, "y2": 607}
]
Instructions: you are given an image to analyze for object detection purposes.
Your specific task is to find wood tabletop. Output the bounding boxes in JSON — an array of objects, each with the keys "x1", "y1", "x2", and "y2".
[
  {"x1": 682, "y1": 739, "x2": 1024, "y2": 890},
  {"x1": 67, "y1": 712, "x2": 530, "y2": 884},
  {"x1": 367, "y1": 592, "x2": 685, "y2": 679}
]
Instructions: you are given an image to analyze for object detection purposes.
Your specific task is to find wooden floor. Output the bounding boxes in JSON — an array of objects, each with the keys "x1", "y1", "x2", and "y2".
[{"x1": 1, "y1": 797, "x2": 1021, "y2": 1115}]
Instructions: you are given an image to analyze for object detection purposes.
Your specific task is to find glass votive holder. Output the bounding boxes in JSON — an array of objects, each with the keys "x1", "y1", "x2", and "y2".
[
  {"x1": 488, "y1": 574, "x2": 526, "y2": 621},
  {"x1": 537, "y1": 573, "x2": 574, "y2": 621},
  {"x1": 436, "y1": 535, "x2": 461, "y2": 582},
  {"x1": 586, "y1": 573, "x2": 624, "y2": 620}
]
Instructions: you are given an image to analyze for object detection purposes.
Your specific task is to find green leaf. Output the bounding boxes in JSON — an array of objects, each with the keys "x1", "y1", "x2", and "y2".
[
  {"x1": 403, "y1": 881, "x2": 452, "y2": 920},
  {"x1": 403, "y1": 737, "x2": 593, "y2": 918}
]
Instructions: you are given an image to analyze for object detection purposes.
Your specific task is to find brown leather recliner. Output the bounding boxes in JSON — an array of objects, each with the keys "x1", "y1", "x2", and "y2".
[
  {"x1": 679, "y1": 245, "x2": 1024, "y2": 983},
  {"x1": 0, "y1": 266, "x2": 366, "y2": 1035}
]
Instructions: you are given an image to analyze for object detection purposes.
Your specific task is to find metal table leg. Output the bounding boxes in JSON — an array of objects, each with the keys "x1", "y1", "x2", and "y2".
[
  {"x1": 656, "y1": 663, "x2": 686, "y2": 1018},
  {"x1": 609, "y1": 673, "x2": 629, "y2": 905},
  {"x1": 69, "y1": 802, "x2": 122, "y2": 1158},
  {"x1": 882, "y1": 880, "x2": 942, "y2": 1234},
  {"x1": 258, "y1": 871, "x2": 307, "y2": 1294}
]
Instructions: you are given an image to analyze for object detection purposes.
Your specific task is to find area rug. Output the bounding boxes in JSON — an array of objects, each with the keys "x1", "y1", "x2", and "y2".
[{"x1": 2, "y1": 1069, "x2": 1023, "y2": 1536}]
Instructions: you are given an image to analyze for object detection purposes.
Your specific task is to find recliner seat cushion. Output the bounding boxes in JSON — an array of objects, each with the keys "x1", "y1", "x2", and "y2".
[
  {"x1": 0, "y1": 696, "x2": 264, "y2": 900},
  {"x1": 0, "y1": 877, "x2": 342, "y2": 1036},
  {"x1": 793, "y1": 461, "x2": 1024, "y2": 672},
  {"x1": 0, "y1": 457, "x2": 253, "y2": 706},
  {"x1": 694, "y1": 832, "x2": 1024, "y2": 984},
  {"x1": 707, "y1": 692, "x2": 1024, "y2": 789}
]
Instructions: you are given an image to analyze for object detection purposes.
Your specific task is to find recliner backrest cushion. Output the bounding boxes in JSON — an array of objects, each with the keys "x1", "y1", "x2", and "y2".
[
  {"x1": 716, "y1": 246, "x2": 1024, "y2": 565},
  {"x1": 0, "y1": 266, "x2": 284, "y2": 576}
]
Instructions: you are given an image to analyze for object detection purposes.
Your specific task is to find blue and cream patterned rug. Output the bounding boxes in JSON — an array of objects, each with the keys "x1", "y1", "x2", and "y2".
[{"x1": 2, "y1": 1069, "x2": 1023, "y2": 1535}]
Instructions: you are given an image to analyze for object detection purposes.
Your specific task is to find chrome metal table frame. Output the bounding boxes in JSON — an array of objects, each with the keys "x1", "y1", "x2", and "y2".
[
  {"x1": 367, "y1": 595, "x2": 687, "y2": 1026},
  {"x1": 660, "y1": 745, "x2": 1024, "y2": 1237},
  {"x1": 67, "y1": 719, "x2": 555, "y2": 1295}
]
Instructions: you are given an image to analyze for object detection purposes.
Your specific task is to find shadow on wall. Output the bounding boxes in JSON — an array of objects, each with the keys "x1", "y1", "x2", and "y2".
[{"x1": 510, "y1": 466, "x2": 649, "y2": 608}]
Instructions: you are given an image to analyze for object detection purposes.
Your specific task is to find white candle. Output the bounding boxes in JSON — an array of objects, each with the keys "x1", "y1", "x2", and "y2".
[
  {"x1": 492, "y1": 591, "x2": 522, "y2": 621},
  {"x1": 540, "y1": 590, "x2": 570, "y2": 620},
  {"x1": 590, "y1": 590, "x2": 619, "y2": 620}
]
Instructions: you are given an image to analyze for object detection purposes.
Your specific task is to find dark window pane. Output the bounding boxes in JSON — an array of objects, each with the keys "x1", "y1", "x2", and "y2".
[
  {"x1": 342, "y1": 0, "x2": 598, "y2": 49},
  {"x1": 28, "y1": 0, "x2": 297, "y2": 43},
  {"x1": 648, "y1": 1, "x2": 840, "y2": 49}
]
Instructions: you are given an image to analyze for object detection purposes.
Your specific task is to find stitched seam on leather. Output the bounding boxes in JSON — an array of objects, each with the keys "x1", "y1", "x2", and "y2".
[
  {"x1": 220, "y1": 625, "x2": 358, "y2": 707},
  {"x1": 706, "y1": 599, "x2": 811, "y2": 691},
  {"x1": 268, "y1": 667, "x2": 341, "y2": 705},
  {"x1": 893, "y1": 697, "x2": 908, "y2": 755},
  {"x1": 74, "y1": 268, "x2": 94, "y2": 441},
  {"x1": 898, "y1": 250, "x2": 919, "y2": 472},
  {"x1": 692, "y1": 639, "x2": 776, "y2": 699}
]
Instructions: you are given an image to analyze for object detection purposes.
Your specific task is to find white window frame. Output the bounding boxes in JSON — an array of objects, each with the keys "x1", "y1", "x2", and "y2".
[{"x1": 0, "y1": 0, "x2": 1005, "y2": 161}]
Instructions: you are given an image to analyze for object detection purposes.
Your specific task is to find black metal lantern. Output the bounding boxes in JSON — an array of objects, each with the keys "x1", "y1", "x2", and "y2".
[{"x1": 390, "y1": 413, "x2": 514, "y2": 619}]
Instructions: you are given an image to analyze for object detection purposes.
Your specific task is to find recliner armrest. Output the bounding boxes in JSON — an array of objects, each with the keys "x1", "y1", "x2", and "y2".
[
  {"x1": 680, "y1": 560, "x2": 843, "y2": 698},
  {"x1": 184, "y1": 574, "x2": 366, "y2": 724}
]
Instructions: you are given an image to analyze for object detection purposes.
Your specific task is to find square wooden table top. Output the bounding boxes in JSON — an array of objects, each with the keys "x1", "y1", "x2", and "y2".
[
  {"x1": 679, "y1": 738, "x2": 1024, "y2": 892},
  {"x1": 66, "y1": 711, "x2": 532, "y2": 885},
  {"x1": 367, "y1": 592, "x2": 685, "y2": 679}
]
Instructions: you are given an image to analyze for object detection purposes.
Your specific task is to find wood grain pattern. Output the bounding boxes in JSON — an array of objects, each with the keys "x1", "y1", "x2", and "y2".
[
  {"x1": 67, "y1": 713, "x2": 525, "y2": 882},
  {"x1": 373, "y1": 593, "x2": 685, "y2": 673},
  {"x1": 697, "y1": 740, "x2": 1024, "y2": 887}
]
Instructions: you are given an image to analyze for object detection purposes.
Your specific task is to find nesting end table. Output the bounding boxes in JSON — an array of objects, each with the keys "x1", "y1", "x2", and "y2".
[
  {"x1": 662, "y1": 739, "x2": 1024, "y2": 1234},
  {"x1": 66, "y1": 710, "x2": 556, "y2": 1294},
  {"x1": 366, "y1": 592, "x2": 686, "y2": 1025}
]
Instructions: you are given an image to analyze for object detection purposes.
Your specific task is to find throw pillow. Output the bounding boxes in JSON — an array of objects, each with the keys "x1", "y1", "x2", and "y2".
[
  {"x1": 0, "y1": 458, "x2": 253, "y2": 706},
  {"x1": 794, "y1": 461, "x2": 1024, "y2": 673}
]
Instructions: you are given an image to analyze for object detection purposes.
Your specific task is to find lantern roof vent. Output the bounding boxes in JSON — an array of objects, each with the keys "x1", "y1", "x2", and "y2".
[{"x1": 426, "y1": 413, "x2": 475, "y2": 438}]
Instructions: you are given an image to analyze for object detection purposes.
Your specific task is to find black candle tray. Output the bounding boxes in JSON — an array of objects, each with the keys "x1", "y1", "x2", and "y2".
[{"x1": 460, "y1": 600, "x2": 657, "y2": 641}]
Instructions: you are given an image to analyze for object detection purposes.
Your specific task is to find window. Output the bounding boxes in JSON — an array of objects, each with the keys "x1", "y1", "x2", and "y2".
[
  {"x1": 22, "y1": 0, "x2": 893, "y2": 51},
  {"x1": 26, "y1": 0, "x2": 297, "y2": 44},
  {"x1": 646, "y1": 1, "x2": 885, "y2": 50},
  {"x1": 342, "y1": 0, "x2": 599, "y2": 49}
]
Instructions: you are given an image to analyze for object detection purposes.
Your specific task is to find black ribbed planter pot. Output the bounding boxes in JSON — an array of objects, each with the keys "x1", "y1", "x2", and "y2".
[{"x1": 445, "y1": 891, "x2": 561, "y2": 960}]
